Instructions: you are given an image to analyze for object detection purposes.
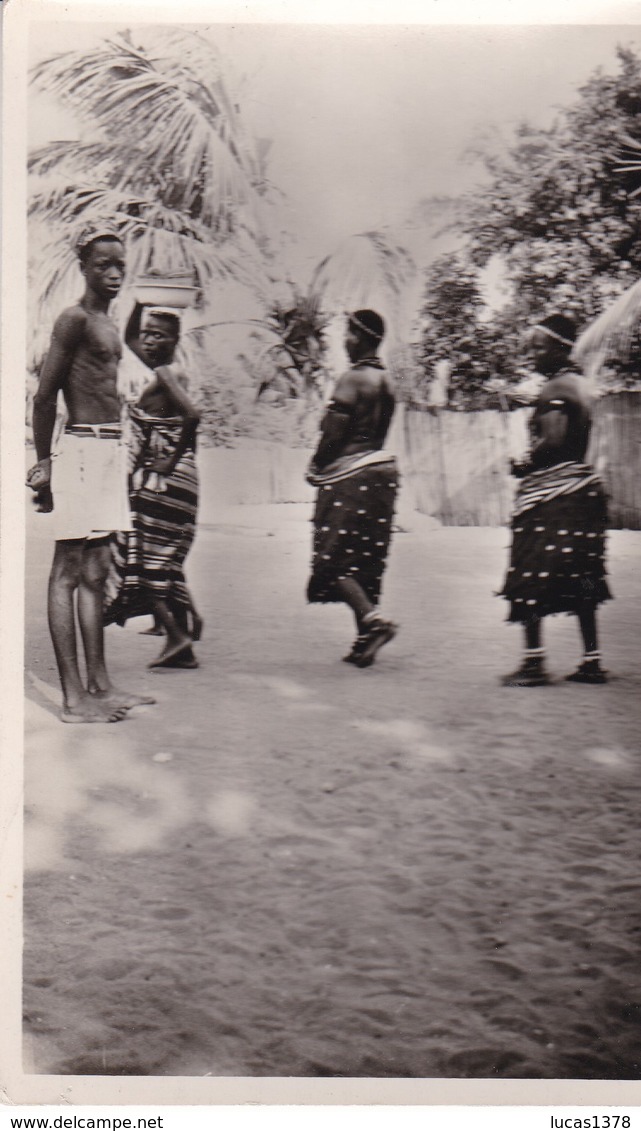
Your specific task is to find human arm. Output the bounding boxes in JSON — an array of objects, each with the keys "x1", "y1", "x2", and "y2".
[
  {"x1": 529, "y1": 399, "x2": 571, "y2": 470},
  {"x1": 310, "y1": 371, "x2": 358, "y2": 471},
  {"x1": 28, "y1": 308, "x2": 85, "y2": 492},
  {"x1": 149, "y1": 365, "x2": 200, "y2": 474},
  {"x1": 124, "y1": 302, "x2": 147, "y2": 363},
  {"x1": 510, "y1": 408, "x2": 568, "y2": 476}
]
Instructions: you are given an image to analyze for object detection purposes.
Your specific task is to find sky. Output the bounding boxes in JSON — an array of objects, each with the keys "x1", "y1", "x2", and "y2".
[{"x1": 26, "y1": 17, "x2": 641, "y2": 332}]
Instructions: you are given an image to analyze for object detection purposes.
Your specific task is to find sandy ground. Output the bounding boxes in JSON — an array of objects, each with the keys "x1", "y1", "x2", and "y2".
[{"x1": 23, "y1": 501, "x2": 641, "y2": 1079}]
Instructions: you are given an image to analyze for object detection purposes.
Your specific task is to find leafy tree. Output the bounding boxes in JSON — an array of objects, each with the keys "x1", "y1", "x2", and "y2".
[
  {"x1": 413, "y1": 252, "x2": 500, "y2": 407},
  {"x1": 254, "y1": 293, "x2": 329, "y2": 400},
  {"x1": 415, "y1": 46, "x2": 641, "y2": 398},
  {"x1": 181, "y1": 288, "x2": 329, "y2": 406},
  {"x1": 192, "y1": 230, "x2": 416, "y2": 406}
]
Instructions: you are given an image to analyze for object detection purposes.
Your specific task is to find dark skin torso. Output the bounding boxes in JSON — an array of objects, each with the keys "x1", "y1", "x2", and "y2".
[
  {"x1": 34, "y1": 301, "x2": 122, "y2": 442},
  {"x1": 334, "y1": 366, "x2": 395, "y2": 457},
  {"x1": 60, "y1": 307, "x2": 123, "y2": 424},
  {"x1": 137, "y1": 374, "x2": 183, "y2": 418},
  {"x1": 313, "y1": 364, "x2": 395, "y2": 469}
]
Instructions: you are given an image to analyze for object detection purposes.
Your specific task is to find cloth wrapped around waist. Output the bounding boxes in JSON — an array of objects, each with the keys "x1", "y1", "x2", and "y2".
[
  {"x1": 513, "y1": 460, "x2": 605, "y2": 518},
  {"x1": 306, "y1": 449, "x2": 396, "y2": 487},
  {"x1": 128, "y1": 404, "x2": 192, "y2": 494}
]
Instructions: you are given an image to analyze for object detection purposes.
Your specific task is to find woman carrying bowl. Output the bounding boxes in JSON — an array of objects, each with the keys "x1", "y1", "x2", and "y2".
[{"x1": 104, "y1": 300, "x2": 202, "y2": 668}]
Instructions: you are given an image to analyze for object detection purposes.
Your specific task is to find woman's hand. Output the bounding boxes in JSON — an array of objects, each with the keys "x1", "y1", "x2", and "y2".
[{"x1": 148, "y1": 456, "x2": 175, "y2": 476}]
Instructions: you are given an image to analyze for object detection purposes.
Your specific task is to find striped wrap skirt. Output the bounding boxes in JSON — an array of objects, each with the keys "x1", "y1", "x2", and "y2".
[{"x1": 104, "y1": 409, "x2": 198, "y2": 626}]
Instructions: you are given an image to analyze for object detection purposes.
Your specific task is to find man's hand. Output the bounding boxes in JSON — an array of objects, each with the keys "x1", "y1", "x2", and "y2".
[
  {"x1": 26, "y1": 457, "x2": 51, "y2": 491},
  {"x1": 27, "y1": 458, "x2": 54, "y2": 512}
]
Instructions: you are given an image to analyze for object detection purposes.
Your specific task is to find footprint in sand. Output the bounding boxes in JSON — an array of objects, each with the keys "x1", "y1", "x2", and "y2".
[{"x1": 480, "y1": 957, "x2": 525, "y2": 981}]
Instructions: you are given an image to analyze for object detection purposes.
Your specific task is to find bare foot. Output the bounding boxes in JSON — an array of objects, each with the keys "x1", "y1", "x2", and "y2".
[
  {"x1": 61, "y1": 695, "x2": 128, "y2": 724},
  {"x1": 148, "y1": 637, "x2": 193, "y2": 669},
  {"x1": 90, "y1": 687, "x2": 157, "y2": 709}
]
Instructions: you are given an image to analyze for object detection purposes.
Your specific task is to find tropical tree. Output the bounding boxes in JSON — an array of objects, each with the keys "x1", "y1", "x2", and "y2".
[
  {"x1": 413, "y1": 252, "x2": 501, "y2": 407},
  {"x1": 309, "y1": 230, "x2": 416, "y2": 340},
  {"x1": 305, "y1": 229, "x2": 418, "y2": 401},
  {"x1": 189, "y1": 229, "x2": 416, "y2": 405},
  {"x1": 28, "y1": 26, "x2": 278, "y2": 367},
  {"x1": 253, "y1": 292, "x2": 329, "y2": 400},
  {"x1": 414, "y1": 45, "x2": 641, "y2": 397}
]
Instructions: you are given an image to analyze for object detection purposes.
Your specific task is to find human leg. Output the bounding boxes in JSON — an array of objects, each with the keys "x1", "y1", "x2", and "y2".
[
  {"x1": 78, "y1": 539, "x2": 112, "y2": 693},
  {"x1": 336, "y1": 576, "x2": 374, "y2": 630},
  {"x1": 336, "y1": 578, "x2": 397, "y2": 667},
  {"x1": 566, "y1": 604, "x2": 607, "y2": 683},
  {"x1": 169, "y1": 600, "x2": 198, "y2": 664},
  {"x1": 188, "y1": 598, "x2": 204, "y2": 642},
  {"x1": 80, "y1": 539, "x2": 155, "y2": 708},
  {"x1": 139, "y1": 614, "x2": 164, "y2": 636},
  {"x1": 578, "y1": 604, "x2": 598, "y2": 654},
  {"x1": 502, "y1": 616, "x2": 550, "y2": 687},
  {"x1": 148, "y1": 597, "x2": 194, "y2": 667},
  {"x1": 48, "y1": 540, "x2": 126, "y2": 722},
  {"x1": 308, "y1": 467, "x2": 398, "y2": 666}
]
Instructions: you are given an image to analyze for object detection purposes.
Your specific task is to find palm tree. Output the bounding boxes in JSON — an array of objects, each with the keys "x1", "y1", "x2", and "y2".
[
  {"x1": 182, "y1": 230, "x2": 417, "y2": 404},
  {"x1": 28, "y1": 26, "x2": 277, "y2": 366},
  {"x1": 307, "y1": 230, "x2": 417, "y2": 394},
  {"x1": 309, "y1": 230, "x2": 416, "y2": 322}
]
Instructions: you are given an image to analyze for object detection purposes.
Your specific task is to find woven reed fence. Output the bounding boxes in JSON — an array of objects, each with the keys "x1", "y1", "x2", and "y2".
[
  {"x1": 393, "y1": 392, "x2": 641, "y2": 529},
  {"x1": 194, "y1": 393, "x2": 641, "y2": 527}
]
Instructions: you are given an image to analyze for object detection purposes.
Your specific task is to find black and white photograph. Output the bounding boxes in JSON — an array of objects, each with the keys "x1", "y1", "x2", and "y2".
[{"x1": 4, "y1": 0, "x2": 641, "y2": 1109}]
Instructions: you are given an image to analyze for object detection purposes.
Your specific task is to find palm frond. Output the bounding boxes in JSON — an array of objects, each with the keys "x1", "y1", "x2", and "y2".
[
  {"x1": 573, "y1": 277, "x2": 641, "y2": 367},
  {"x1": 310, "y1": 231, "x2": 416, "y2": 315},
  {"x1": 28, "y1": 28, "x2": 280, "y2": 371},
  {"x1": 28, "y1": 140, "x2": 128, "y2": 180},
  {"x1": 31, "y1": 30, "x2": 262, "y2": 230},
  {"x1": 28, "y1": 184, "x2": 274, "y2": 369}
]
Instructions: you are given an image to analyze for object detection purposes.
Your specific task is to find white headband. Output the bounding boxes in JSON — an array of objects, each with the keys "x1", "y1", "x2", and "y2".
[
  {"x1": 349, "y1": 312, "x2": 384, "y2": 341},
  {"x1": 534, "y1": 324, "x2": 574, "y2": 348}
]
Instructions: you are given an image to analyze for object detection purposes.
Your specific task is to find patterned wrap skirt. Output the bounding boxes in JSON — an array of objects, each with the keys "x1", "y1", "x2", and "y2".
[
  {"x1": 500, "y1": 463, "x2": 611, "y2": 623},
  {"x1": 104, "y1": 409, "x2": 198, "y2": 625},
  {"x1": 307, "y1": 461, "x2": 399, "y2": 604}
]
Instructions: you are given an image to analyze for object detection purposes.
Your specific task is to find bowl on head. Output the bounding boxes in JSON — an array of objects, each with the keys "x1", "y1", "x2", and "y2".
[{"x1": 134, "y1": 274, "x2": 199, "y2": 309}]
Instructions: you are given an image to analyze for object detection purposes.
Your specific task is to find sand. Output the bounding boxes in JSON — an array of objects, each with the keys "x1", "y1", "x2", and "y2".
[{"x1": 23, "y1": 503, "x2": 641, "y2": 1079}]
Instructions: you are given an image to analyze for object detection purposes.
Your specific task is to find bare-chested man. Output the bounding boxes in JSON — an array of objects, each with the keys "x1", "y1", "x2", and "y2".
[{"x1": 27, "y1": 225, "x2": 155, "y2": 722}]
